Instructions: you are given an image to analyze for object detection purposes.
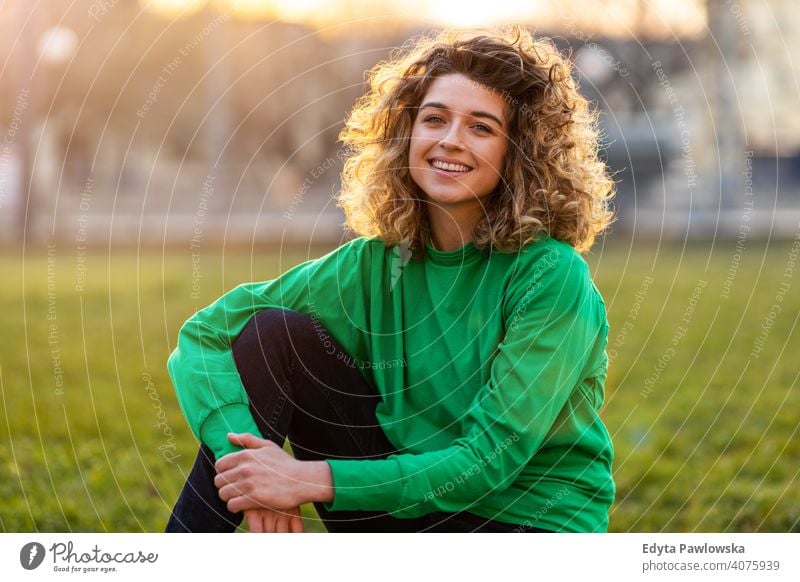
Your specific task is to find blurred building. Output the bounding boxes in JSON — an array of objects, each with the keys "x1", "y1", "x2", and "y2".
[{"x1": 574, "y1": 0, "x2": 800, "y2": 237}]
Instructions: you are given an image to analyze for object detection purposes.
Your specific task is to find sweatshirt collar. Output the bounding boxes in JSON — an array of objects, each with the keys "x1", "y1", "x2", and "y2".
[{"x1": 424, "y1": 236, "x2": 483, "y2": 266}]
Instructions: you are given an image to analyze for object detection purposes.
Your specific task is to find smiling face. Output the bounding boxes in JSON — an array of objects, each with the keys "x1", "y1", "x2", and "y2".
[{"x1": 408, "y1": 73, "x2": 509, "y2": 241}]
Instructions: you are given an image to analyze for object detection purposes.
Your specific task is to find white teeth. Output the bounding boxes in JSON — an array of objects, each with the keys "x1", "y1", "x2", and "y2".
[{"x1": 431, "y1": 159, "x2": 471, "y2": 172}]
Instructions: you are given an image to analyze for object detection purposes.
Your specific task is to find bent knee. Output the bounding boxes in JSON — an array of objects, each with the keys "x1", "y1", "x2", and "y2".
[{"x1": 232, "y1": 308, "x2": 319, "y2": 357}]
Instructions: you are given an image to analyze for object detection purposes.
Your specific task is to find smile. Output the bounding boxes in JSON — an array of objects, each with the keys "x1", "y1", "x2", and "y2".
[{"x1": 429, "y1": 159, "x2": 473, "y2": 174}]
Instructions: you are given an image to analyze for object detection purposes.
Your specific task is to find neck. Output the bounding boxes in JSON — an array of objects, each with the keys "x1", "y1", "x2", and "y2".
[
  {"x1": 428, "y1": 208, "x2": 477, "y2": 251},
  {"x1": 429, "y1": 231, "x2": 471, "y2": 251}
]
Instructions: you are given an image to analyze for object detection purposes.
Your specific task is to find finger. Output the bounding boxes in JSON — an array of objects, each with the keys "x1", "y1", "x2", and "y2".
[
  {"x1": 247, "y1": 511, "x2": 264, "y2": 533},
  {"x1": 218, "y1": 481, "x2": 247, "y2": 503},
  {"x1": 280, "y1": 507, "x2": 300, "y2": 533},
  {"x1": 228, "y1": 495, "x2": 258, "y2": 514},
  {"x1": 228, "y1": 496, "x2": 246, "y2": 514},
  {"x1": 227, "y1": 432, "x2": 270, "y2": 449},
  {"x1": 275, "y1": 515, "x2": 289, "y2": 533},
  {"x1": 290, "y1": 513, "x2": 304, "y2": 533},
  {"x1": 263, "y1": 509, "x2": 277, "y2": 533},
  {"x1": 214, "y1": 451, "x2": 243, "y2": 473},
  {"x1": 217, "y1": 484, "x2": 232, "y2": 503},
  {"x1": 214, "y1": 468, "x2": 243, "y2": 490},
  {"x1": 213, "y1": 471, "x2": 230, "y2": 490}
]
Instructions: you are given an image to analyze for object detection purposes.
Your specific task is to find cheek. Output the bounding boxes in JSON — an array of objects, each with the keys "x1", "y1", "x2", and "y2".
[
  {"x1": 408, "y1": 135, "x2": 422, "y2": 162},
  {"x1": 409, "y1": 129, "x2": 434, "y2": 158},
  {"x1": 407, "y1": 136, "x2": 426, "y2": 181},
  {"x1": 486, "y1": 143, "x2": 508, "y2": 175},
  {"x1": 408, "y1": 142, "x2": 425, "y2": 173}
]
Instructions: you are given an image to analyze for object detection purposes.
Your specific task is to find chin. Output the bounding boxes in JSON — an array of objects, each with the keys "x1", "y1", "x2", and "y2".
[{"x1": 422, "y1": 189, "x2": 474, "y2": 205}]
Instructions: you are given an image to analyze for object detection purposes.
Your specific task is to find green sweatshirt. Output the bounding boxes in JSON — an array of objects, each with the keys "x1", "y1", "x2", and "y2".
[{"x1": 167, "y1": 233, "x2": 615, "y2": 532}]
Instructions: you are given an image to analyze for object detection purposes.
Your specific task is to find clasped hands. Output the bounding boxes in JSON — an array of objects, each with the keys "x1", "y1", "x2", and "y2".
[{"x1": 213, "y1": 433, "x2": 332, "y2": 533}]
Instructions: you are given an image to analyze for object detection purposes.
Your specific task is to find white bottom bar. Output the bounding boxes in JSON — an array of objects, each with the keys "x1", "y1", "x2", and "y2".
[{"x1": 1, "y1": 533, "x2": 797, "y2": 581}]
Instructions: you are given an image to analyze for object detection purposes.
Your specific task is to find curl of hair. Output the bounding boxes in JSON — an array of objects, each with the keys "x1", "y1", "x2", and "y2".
[{"x1": 336, "y1": 25, "x2": 615, "y2": 255}]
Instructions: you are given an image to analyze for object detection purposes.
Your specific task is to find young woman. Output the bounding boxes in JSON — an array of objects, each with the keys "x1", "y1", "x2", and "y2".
[{"x1": 165, "y1": 25, "x2": 615, "y2": 533}]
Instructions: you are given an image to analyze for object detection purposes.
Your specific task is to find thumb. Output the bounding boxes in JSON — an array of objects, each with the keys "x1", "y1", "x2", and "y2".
[{"x1": 227, "y1": 432, "x2": 267, "y2": 448}]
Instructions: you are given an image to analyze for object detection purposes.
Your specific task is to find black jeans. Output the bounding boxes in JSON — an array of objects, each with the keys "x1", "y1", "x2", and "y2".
[{"x1": 165, "y1": 308, "x2": 550, "y2": 533}]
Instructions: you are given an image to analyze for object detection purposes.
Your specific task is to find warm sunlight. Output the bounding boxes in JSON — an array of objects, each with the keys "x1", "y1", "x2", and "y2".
[
  {"x1": 143, "y1": 0, "x2": 706, "y2": 37},
  {"x1": 143, "y1": 0, "x2": 206, "y2": 18},
  {"x1": 145, "y1": 0, "x2": 337, "y2": 24},
  {"x1": 214, "y1": 0, "x2": 328, "y2": 22},
  {"x1": 421, "y1": 0, "x2": 543, "y2": 28}
]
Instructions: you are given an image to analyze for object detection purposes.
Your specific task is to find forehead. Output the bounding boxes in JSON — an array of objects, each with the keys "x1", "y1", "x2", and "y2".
[{"x1": 421, "y1": 74, "x2": 507, "y2": 119}]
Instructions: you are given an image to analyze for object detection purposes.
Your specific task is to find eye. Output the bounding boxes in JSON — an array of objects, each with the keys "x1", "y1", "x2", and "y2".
[
  {"x1": 473, "y1": 123, "x2": 493, "y2": 134},
  {"x1": 423, "y1": 115, "x2": 444, "y2": 124}
]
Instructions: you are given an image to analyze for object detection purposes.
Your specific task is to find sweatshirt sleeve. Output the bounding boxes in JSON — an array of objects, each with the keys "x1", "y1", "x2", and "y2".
[
  {"x1": 167, "y1": 238, "x2": 370, "y2": 460},
  {"x1": 322, "y1": 242, "x2": 608, "y2": 516}
]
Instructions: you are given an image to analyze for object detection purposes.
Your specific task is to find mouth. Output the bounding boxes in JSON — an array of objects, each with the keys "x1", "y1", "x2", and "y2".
[{"x1": 428, "y1": 158, "x2": 473, "y2": 176}]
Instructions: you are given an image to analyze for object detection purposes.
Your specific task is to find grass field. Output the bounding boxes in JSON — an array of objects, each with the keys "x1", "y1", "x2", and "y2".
[{"x1": 1, "y1": 237, "x2": 798, "y2": 532}]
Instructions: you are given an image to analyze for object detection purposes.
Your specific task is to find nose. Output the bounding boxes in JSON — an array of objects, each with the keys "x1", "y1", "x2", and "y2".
[{"x1": 438, "y1": 120, "x2": 465, "y2": 150}]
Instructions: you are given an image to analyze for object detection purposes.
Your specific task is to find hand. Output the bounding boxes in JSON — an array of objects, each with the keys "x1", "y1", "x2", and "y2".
[
  {"x1": 214, "y1": 433, "x2": 307, "y2": 512},
  {"x1": 244, "y1": 507, "x2": 304, "y2": 533}
]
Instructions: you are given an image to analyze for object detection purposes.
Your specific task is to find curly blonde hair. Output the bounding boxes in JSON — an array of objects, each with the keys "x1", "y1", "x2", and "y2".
[{"x1": 336, "y1": 25, "x2": 615, "y2": 255}]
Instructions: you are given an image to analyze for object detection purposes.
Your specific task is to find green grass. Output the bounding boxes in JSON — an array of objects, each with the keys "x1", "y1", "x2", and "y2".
[{"x1": 1, "y1": 238, "x2": 797, "y2": 532}]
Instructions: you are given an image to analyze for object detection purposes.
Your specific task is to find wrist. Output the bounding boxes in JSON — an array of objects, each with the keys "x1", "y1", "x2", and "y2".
[{"x1": 298, "y1": 460, "x2": 334, "y2": 504}]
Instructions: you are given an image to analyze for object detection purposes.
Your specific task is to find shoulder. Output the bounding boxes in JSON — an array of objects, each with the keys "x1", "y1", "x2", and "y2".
[
  {"x1": 501, "y1": 234, "x2": 603, "y2": 317},
  {"x1": 513, "y1": 234, "x2": 592, "y2": 287},
  {"x1": 340, "y1": 236, "x2": 407, "y2": 266},
  {"x1": 337, "y1": 236, "x2": 387, "y2": 254},
  {"x1": 306, "y1": 236, "x2": 396, "y2": 280},
  {"x1": 311, "y1": 236, "x2": 378, "y2": 265}
]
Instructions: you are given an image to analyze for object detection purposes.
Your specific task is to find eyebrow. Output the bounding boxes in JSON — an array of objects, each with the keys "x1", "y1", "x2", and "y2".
[{"x1": 418, "y1": 101, "x2": 504, "y2": 129}]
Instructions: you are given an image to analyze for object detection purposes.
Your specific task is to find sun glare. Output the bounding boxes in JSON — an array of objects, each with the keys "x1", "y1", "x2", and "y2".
[
  {"x1": 217, "y1": 0, "x2": 327, "y2": 22},
  {"x1": 142, "y1": 0, "x2": 706, "y2": 37},
  {"x1": 423, "y1": 0, "x2": 540, "y2": 28},
  {"x1": 143, "y1": 0, "x2": 206, "y2": 18}
]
